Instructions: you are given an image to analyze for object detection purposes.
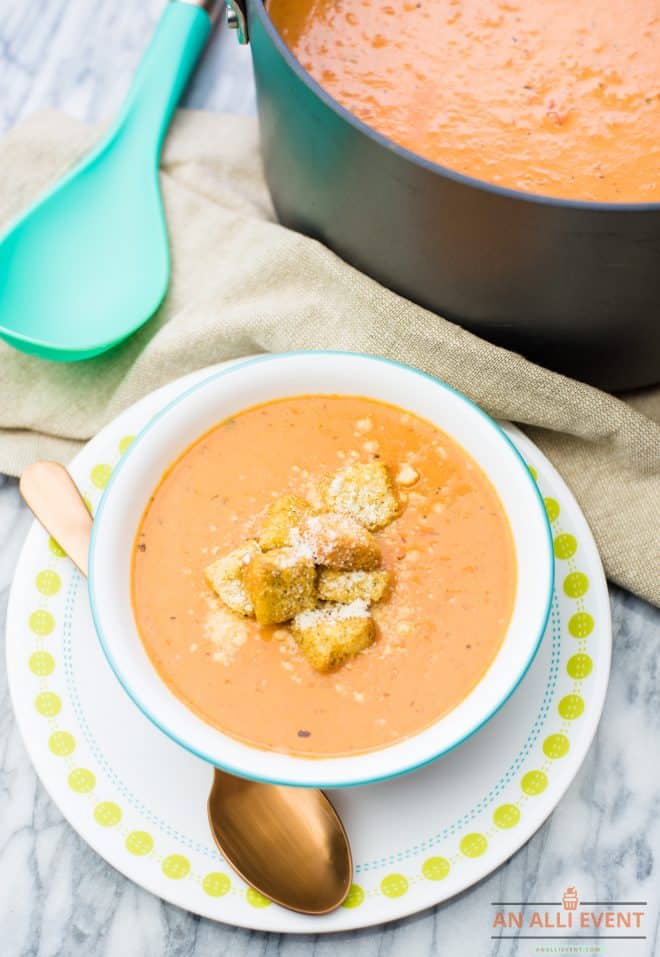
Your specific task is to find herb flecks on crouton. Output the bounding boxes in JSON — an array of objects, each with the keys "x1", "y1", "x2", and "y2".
[
  {"x1": 243, "y1": 547, "x2": 317, "y2": 625},
  {"x1": 321, "y1": 462, "x2": 401, "y2": 531},
  {"x1": 259, "y1": 494, "x2": 314, "y2": 551},
  {"x1": 318, "y1": 568, "x2": 390, "y2": 604},
  {"x1": 292, "y1": 601, "x2": 375, "y2": 672},
  {"x1": 296, "y1": 512, "x2": 381, "y2": 570},
  {"x1": 204, "y1": 540, "x2": 260, "y2": 617}
]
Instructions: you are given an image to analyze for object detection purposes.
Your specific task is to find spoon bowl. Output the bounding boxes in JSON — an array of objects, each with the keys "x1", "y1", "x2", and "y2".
[
  {"x1": 0, "y1": 144, "x2": 169, "y2": 360},
  {"x1": 0, "y1": 0, "x2": 215, "y2": 361},
  {"x1": 208, "y1": 770, "x2": 352, "y2": 914}
]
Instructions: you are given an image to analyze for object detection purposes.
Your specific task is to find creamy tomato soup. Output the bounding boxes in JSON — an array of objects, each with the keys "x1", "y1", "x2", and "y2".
[
  {"x1": 132, "y1": 397, "x2": 516, "y2": 757},
  {"x1": 268, "y1": 0, "x2": 660, "y2": 203}
]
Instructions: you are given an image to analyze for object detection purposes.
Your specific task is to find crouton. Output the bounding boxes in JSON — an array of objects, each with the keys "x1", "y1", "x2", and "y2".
[
  {"x1": 321, "y1": 462, "x2": 401, "y2": 531},
  {"x1": 318, "y1": 568, "x2": 390, "y2": 604},
  {"x1": 296, "y1": 512, "x2": 381, "y2": 571},
  {"x1": 243, "y1": 547, "x2": 317, "y2": 624},
  {"x1": 259, "y1": 494, "x2": 314, "y2": 551},
  {"x1": 204, "y1": 540, "x2": 260, "y2": 617},
  {"x1": 292, "y1": 602, "x2": 375, "y2": 672}
]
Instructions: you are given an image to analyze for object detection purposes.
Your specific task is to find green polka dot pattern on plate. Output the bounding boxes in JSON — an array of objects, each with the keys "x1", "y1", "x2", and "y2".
[
  {"x1": 68, "y1": 768, "x2": 96, "y2": 793},
  {"x1": 29, "y1": 609, "x2": 55, "y2": 636},
  {"x1": 202, "y1": 872, "x2": 231, "y2": 897},
  {"x1": 544, "y1": 497, "x2": 560, "y2": 522},
  {"x1": 35, "y1": 691, "x2": 61, "y2": 717},
  {"x1": 553, "y1": 533, "x2": 577, "y2": 560},
  {"x1": 543, "y1": 733, "x2": 570, "y2": 759},
  {"x1": 422, "y1": 857, "x2": 450, "y2": 881},
  {"x1": 568, "y1": 612, "x2": 594, "y2": 639},
  {"x1": 90, "y1": 464, "x2": 113, "y2": 489},
  {"x1": 558, "y1": 694, "x2": 585, "y2": 720},
  {"x1": 493, "y1": 804, "x2": 521, "y2": 829},
  {"x1": 35, "y1": 569, "x2": 62, "y2": 596},
  {"x1": 246, "y1": 887, "x2": 271, "y2": 908},
  {"x1": 48, "y1": 536, "x2": 67, "y2": 558},
  {"x1": 460, "y1": 833, "x2": 488, "y2": 858},
  {"x1": 563, "y1": 571, "x2": 589, "y2": 598},
  {"x1": 527, "y1": 464, "x2": 538, "y2": 481},
  {"x1": 162, "y1": 854, "x2": 190, "y2": 880},
  {"x1": 380, "y1": 873, "x2": 409, "y2": 898},
  {"x1": 567, "y1": 653, "x2": 593, "y2": 679},
  {"x1": 49, "y1": 731, "x2": 75, "y2": 756},
  {"x1": 342, "y1": 883, "x2": 365, "y2": 907},
  {"x1": 29, "y1": 650, "x2": 55, "y2": 676},
  {"x1": 521, "y1": 770, "x2": 548, "y2": 795},
  {"x1": 118, "y1": 434, "x2": 135, "y2": 455},
  {"x1": 125, "y1": 831, "x2": 154, "y2": 856},
  {"x1": 94, "y1": 801, "x2": 122, "y2": 827}
]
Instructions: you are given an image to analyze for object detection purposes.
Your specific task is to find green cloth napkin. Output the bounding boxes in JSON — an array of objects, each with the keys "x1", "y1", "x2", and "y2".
[{"x1": 1, "y1": 110, "x2": 658, "y2": 605}]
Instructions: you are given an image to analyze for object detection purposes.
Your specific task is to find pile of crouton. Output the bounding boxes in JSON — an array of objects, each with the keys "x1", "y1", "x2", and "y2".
[{"x1": 204, "y1": 462, "x2": 405, "y2": 672}]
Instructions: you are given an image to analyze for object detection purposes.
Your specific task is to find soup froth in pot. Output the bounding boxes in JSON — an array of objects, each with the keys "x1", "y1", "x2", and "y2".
[{"x1": 268, "y1": 0, "x2": 660, "y2": 203}]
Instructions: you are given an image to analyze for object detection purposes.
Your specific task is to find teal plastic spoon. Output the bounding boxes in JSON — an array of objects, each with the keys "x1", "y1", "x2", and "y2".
[{"x1": 0, "y1": 0, "x2": 221, "y2": 361}]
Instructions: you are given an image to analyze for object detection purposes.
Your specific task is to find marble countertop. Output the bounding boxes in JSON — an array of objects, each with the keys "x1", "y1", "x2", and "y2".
[{"x1": 1, "y1": 3, "x2": 659, "y2": 955}]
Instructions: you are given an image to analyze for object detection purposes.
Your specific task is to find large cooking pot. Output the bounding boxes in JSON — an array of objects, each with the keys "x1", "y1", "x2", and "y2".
[{"x1": 225, "y1": 0, "x2": 660, "y2": 391}]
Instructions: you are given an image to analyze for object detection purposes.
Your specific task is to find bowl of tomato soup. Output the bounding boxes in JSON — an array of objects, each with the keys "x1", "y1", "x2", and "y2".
[{"x1": 88, "y1": 353, "x2": 553, "y2": 788}]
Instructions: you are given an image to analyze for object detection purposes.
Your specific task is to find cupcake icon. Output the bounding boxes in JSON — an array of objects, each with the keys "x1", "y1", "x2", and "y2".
[{"x1": 563, "y1": 887, "x2": 579, "y2": 911}]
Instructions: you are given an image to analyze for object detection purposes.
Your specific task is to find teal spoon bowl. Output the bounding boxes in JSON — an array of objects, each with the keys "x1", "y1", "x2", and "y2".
[{"x1": 0, "y1": 0, "x2": 217, "y2": 361}]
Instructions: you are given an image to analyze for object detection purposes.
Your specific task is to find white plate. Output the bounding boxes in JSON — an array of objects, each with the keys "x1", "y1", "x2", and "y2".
[{"x1": 6, "y1": 362, "x2": 611, "y2": 933}]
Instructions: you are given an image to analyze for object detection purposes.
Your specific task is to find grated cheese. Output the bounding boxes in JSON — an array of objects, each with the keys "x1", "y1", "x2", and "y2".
[
  {"x1": 395, "y1": 463, "x2": 419, "y2": 486},
  {"x1": 203, "y1": 600, "x2": 249, "y2": 665},
  {"x1": 294, "y1": 599, "x2": 371, "y2": 630}
]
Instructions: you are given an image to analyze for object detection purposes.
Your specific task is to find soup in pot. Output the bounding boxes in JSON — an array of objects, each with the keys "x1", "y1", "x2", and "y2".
[{"x1": 268, "y1": 0, "x2": 660, "y2": 203}]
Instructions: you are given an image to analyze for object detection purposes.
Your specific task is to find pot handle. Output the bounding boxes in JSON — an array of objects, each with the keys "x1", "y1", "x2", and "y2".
[{"x1": 225, "y1": 0, "x2": 249, "y2": 43}]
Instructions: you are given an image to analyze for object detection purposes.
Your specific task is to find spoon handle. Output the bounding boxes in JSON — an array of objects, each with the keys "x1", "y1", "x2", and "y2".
[
  {"x1": 20, "y1": 462, "x2": 92, "y2": 576},
  {"x1": 110, "y1": 1, "x2": 217, "y2": 162}
]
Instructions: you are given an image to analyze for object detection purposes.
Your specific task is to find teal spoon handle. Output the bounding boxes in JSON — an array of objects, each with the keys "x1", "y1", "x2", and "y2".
[{"x1": 112, "y1": 1, "x2": 214, "y2": 162}]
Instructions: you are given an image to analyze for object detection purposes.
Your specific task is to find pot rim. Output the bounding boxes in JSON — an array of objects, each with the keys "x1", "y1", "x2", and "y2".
[{"x1": 249, "y1": 0, "x2": 660, "y2": 214}]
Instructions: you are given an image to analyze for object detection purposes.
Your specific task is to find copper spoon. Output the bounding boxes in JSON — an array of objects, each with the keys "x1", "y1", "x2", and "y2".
[{"x1": 19, "y1": 460, "x2": 353, "y2": 914}]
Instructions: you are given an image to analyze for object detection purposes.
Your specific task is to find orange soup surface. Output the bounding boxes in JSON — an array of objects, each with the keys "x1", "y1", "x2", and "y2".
[
  {"x1": 268, "y1": 0, "x2": 660, "y2": 203},
  {"x1": 132, "y1": 397, "x2": 516, "y2": 757}
]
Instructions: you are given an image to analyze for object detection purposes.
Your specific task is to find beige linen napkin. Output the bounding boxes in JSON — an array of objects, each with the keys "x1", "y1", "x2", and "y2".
[{"x1": 0, "y1": 110, "x2": 658, "y2": 605}]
